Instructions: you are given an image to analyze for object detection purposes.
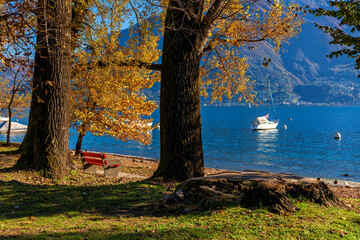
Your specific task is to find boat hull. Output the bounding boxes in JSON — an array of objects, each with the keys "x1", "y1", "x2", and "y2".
[
  {"x1": 250, "y1": 121, "x2": 279, "y2": 130},
  {"x1": 0, "y1": 129, "x2": 27, "y2": 134},
  {"x1": 0, "y1": 121, "x2": 28, "y2": 134}
]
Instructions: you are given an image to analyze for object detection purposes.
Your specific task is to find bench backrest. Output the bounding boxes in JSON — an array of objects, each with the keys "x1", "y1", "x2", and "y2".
[{"x1": 80, "y1": 151, "x2": 107, "y2": 166}]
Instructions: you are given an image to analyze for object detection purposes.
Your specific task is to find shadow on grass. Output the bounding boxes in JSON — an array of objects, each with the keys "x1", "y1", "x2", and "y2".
[
  {"x1": 0, "y1": 161, "x2": 33, "y2": 174},
  {"x1": 351, "y1": 216, "x2": 360, "y2": 225},
  {"x1": 0, "y1": 179, "x2": 169, "y2": 220},
  {"x1": 0, "y1": 142, "x2": 21, "y2": 154},
  {"x1": 0, "y1": 149, "x2": 19, "y2": 155},
  {"x1": 0, "y1": 167, "x2": 20, "y2": 174},
  {"x1": 4, "y1": 227, "x2": 213, "y2": 240}
]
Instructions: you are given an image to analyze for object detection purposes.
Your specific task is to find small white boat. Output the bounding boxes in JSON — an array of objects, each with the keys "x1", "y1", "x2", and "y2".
[
  {"x1": 251, "y1": 115, "x2": 279, "y2": 130},
  {"x1": 250, "y1": 76, "x2": 279, "y2": 130},
  {"x1": 0, "y1": 117, "x2": 28, "y2": 134}
]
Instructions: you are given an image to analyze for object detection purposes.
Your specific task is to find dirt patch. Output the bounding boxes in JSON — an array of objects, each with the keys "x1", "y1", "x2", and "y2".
[
  {"x1": 1, "y1": 150, "x2": 360, "y2": 200},
  {"x1": 0, "y1": 151, "x2": 223, "y2": 186}
]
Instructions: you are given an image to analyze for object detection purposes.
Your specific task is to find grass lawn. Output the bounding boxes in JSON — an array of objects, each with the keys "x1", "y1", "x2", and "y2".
[{"x1": 1, "y1": 143, "x2": 360, "y2": 239}]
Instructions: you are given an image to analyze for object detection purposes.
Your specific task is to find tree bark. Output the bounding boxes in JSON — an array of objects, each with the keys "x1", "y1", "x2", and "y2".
[
  {"x1": 6, "y1": 105, "x2": 12, "y2": 146},
  {"x1": 6, "y1": 89, "x2": 15, "y2": 145},
  {"x1": 75, "y1": 132, "x2": 85, "y2": 156},
  {"x1": 153, "y1": 0, "x2": 205, "y2": 181},
  {"x1": 150, "y1": 172, "x2": 347, "y2": 214},
  {"x1": 17, "y1": 0, "x2": 72, "y2": 179}
]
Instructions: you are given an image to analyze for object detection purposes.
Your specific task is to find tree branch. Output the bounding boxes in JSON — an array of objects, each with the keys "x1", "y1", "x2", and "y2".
[
  {"x1": 83, "y1": 59, "x2": 162, "y2": 71},
  {"x1": 202, "y1": 0, "x2": 229, "y2": 26}
]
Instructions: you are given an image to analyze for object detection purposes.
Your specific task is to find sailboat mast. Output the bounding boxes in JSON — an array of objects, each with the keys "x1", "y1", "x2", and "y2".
[
  {"x1": 268, "y1": 78, "x2": 278, "y2": 121},
  {"x1": 266, "y1": 76, "x2": 270, "y2": 118}
]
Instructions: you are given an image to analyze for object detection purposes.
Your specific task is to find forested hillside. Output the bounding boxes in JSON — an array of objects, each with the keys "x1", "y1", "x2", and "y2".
[
  {"x1": 135, "y1": 0, "x2": 359, "y2": 105},
  {"x1": 238, "y1": 0, "x2": 360, "y2": 105}
]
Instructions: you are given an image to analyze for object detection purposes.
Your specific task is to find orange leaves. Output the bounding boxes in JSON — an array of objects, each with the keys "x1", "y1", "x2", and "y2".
[
  {"x1": 71, "y1": 0, "x2": 161, "y2": 145},
  {"x1": 0, "y1": 0, "x2": 34, "y2": 112},
  {"x1": 71, "y1": 63, "x2": 158, "y2": 144},
  {"x1": 0, "y1": 0, "x2": 36, "y2": 55},
  {"x1": 36, "y1": 96, "x2": 44, "y2": 104},
  {"x1": 201, "y1": 47, "x2": 255, "y2": 103},
  {"x1": 198, "y1": 0, "x2": 303, "y2": 104}
]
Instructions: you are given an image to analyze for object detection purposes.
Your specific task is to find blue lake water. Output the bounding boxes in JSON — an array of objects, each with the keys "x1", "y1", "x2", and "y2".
[{"x1": 2, "y1": 106, "x2": 360, "y2": 182}]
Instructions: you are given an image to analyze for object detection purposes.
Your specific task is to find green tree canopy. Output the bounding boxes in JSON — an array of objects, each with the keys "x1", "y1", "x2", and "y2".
[{"x1": 312, "y1": 0, "x2": 360, "y2": 76}]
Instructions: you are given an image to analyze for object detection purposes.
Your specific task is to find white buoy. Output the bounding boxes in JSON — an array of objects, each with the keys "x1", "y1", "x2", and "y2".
[
  {"x1": 283, "y1": 124, "x2": 287, "y2": 129},
  {"x1": 334, "y1": 132, "x2": 341, "y2": 139}
]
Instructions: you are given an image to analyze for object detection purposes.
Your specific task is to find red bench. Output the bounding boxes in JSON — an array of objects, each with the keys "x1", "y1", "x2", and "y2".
[{"x1": 80, "y1": 151, "x2": 121, "y2": 177}]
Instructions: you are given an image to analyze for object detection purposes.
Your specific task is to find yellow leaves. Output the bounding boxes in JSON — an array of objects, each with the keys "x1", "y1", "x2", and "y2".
[
  {"x1": 273, "y1": 0, "x2": 280, "y2": 8},
  {"x1": 201, "y1": 47, "x2": 254, "y2": 104},
  {"x1": 198, "y1": 0, "x2": 302, "y2": 104},
  {"x1": 46, "y1": 81, "x2": 54, "y2": 87},
  {"x1": 210, "y1": 0, "x2": 303, "y2": 51},
  {"x1": 0, "y1": 55, "x2": 32, "y2": 112},
  {"x1": 72, "y1": 49, "x2": 159, "y2": 145},
  {"x1": 36, "y1": 96, "x2": 45, "y2": 104}
]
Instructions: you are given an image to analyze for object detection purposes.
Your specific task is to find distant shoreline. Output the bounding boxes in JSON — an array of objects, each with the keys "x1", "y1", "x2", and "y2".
[{"x1": 202, "y1": 103, "x2": 360, "y2": 107}]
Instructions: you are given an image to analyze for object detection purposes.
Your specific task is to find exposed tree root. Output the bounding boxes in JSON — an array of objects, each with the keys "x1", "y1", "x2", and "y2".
[{"x1": 149, "y1": 171, "x2": 347, "y2": 215}]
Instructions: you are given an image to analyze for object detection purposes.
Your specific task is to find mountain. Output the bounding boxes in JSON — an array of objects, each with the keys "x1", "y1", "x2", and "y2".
[
  {"x1": 239, "y1": 0, "x2": 360, "y2": 105},
  {"x1": 123, "y1": 0, "x2": 359, "y2": 105}
]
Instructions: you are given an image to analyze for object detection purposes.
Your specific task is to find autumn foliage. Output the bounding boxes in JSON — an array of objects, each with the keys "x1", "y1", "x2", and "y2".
[
  {"x1": 1, "y1": 0, "x2": 304, "y2": 180},
  {"x1": 154, "y1": 0, "x2": 304, "y2": 180},
  {"x1": 0, "y1": 0, "x2": 34, "y2": 145},
  {"x1": 198, "y1": 0, "x2": 303, "y2": 103},
  {"x1": 71, "y1": 0, "x2": 161, "y2": 153}
]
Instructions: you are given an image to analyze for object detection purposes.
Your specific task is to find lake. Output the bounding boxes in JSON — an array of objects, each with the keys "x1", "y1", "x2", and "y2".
[{"x1": 2, "y1": 106, "x2": 360, "y2": 182}]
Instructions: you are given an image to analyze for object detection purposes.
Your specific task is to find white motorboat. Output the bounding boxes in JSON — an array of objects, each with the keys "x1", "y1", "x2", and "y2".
[
  {"x1": 250, "y1": 76, "x2": 279, "y2": 130},
  {"x1": 0, "y1": 117, "x2": 28, "y2": 133}
]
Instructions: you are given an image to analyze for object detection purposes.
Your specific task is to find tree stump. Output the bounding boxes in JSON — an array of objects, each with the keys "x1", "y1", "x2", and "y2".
[{"x1": 155, "y1": 171, "x2": 347, "y2": 214}]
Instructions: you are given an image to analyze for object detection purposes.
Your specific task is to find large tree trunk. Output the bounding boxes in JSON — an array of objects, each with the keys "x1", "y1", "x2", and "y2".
[
  {"x1": 153, "y1": 0, "x2": 204, "y2": 181},
  {"x1": 17, "y1": 0, "x2": 72, "y2": 179}
]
